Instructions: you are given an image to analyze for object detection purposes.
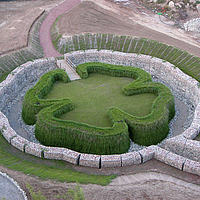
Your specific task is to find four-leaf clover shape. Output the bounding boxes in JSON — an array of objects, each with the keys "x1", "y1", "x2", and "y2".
[{"x1": 22, "y1": 62, "x2": 175, "y2": 155}]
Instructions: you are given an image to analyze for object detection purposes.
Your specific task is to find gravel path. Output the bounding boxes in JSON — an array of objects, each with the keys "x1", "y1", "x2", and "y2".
[
  {"x1": 39, "y1": 0, "x2": 81, "y2": 58},
  {"x1": 0, "y1": 171, "x2": 26, "y2": 200}
]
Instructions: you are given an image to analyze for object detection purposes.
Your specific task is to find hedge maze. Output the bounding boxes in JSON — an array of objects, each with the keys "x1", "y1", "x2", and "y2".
[
  {"x1": 51, "y1": 32, "x2": 200, "y2": 82},
  {"x1": 22, "y1": 63, "x2": 175, "y2": 155}
]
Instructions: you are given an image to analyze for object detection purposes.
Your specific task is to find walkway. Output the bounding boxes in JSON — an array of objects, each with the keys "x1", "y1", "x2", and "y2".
[
  {"x1": 57, "y1": 59, "x2": 81, "y2": 81},
  {"x1": 39, "y1": 0, "x2": 81, "y2": 58},
  {"x1": 0, "y1": 171, "x2": 26, "y2": 200},
  {"x1": 110, "y1": 172, "x2": 200, "y2": 191}
]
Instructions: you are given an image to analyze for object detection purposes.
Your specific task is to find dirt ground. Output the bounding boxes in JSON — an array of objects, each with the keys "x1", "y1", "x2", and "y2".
[
  {"x1": 1, "y1": 159, "x2": 200, "y2": 200},
  {"x1": 0, "y1": 0, "x2": 64, "y2": 53},
  {"x1": 57, "y1": 0, "x2": 200, "y2": 57},
  {"x1": 1, "y1": 0, "x2": 200, "y2": 199}
]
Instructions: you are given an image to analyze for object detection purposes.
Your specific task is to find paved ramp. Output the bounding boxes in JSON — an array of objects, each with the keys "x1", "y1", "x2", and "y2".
[{"x1": 57, "y1": 59, "x2": 81, "y2": 81}]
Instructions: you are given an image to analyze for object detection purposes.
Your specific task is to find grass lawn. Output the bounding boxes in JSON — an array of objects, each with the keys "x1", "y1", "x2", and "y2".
[
  {"x1": 0, "y1": 133, "x2": 116, "y2": 185},
  {"x1": 44, "y1": 73, "x2": 157, "y2": 127}
]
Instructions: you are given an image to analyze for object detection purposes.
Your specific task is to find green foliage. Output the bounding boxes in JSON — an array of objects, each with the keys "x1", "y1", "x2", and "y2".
[
  {"x1": 0, "y1": 133, "x2": 116, "y2": 185},
  {"x1": 51, "y1": 32, "x2": 200, "y2": 82},
  {"x1": 44, "y1": 74, "x2": 156, "y2": 127},
  {"x1": 0, "y1": 12, "x2": 45, "y2": 83},
  {"x1": 157, "y1": 0, "x2": 166, "y2": 3},
  {"x1": 22, "y1": 69, "x2": 71, "y2": 125},
  {"x1": 26, "y1": 183, "x2": 47, "y2": 200},
  {"x1": 23, "y1": 63, "x2": 174, "y2": 153},
  {"x1": 55, "y1": 182, "x2": 85, "y2": 200},
  {"x1": 51, "y1": 16, "x2": 62, "y2": 51}
]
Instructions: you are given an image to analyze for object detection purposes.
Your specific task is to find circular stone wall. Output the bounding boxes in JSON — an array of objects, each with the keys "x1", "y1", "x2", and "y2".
[{"x1": 0, "y1": 51, "x2": 200, "y2": 175}]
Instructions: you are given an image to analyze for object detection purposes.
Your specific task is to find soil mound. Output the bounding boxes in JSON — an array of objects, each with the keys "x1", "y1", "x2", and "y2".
[
  {"x1": 57, "y1": 1, "x2": 136, "y2": 36},
  {"x1": 57, "y1": 1, "x2": 200, "y2": 57}
]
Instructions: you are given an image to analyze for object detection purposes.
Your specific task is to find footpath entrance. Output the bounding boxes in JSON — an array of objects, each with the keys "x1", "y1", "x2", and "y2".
[{"x1": 56, "y1": 59, "x2": 81, "y2": 81}]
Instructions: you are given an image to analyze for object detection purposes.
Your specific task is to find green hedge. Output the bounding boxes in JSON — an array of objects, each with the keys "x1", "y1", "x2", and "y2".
[
  {"x1": 22, "y1": 69, "x2": 71, "y2": 125},
  {"x1": 52, "y1": 33, "x2": 200, "y2": 82},
  {"x1": 23, "y1": 63, "x2": 175, "y2": 154},
  {"x1": 77, "y1": 63, "x2": 175, "y2": 146}
]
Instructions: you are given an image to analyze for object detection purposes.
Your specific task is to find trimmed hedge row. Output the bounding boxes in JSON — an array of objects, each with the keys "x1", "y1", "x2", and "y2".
[
  {"x1": 52, "y1": 33, "x2": 200, "y2": 82},
  {"x1": 35, "y1": 102, "x2": 130, "y2": 155},
  {"x1": 22, "y1": 63, "x2": 174, "y2": 154},
  {"x1": 77, "y1": 62, "x2": 175, "y2": 146},
  {"x1": 22, "y1": 69, "x2": 71, "y2": 125}
]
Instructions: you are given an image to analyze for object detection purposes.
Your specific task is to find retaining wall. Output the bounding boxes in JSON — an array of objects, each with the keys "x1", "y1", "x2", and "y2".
[{"x1": 0, "y1": 52, "x2": 200, "y2": 176}]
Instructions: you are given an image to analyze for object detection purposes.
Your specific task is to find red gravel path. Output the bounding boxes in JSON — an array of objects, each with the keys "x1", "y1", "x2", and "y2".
[{"x1": 39, "y1": 0, "x2": 81, "y2": 58}]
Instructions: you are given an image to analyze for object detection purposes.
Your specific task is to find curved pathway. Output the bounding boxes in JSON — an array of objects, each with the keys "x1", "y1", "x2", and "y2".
[
  {"x1": 0, "y1": 171, "x2": 27, "y2": 200},
  {"x1": 110, "y1": 172, "x2": 200, "y2": 191},
  {"x1": 39, "y1": 0, "x2": 81, "y2": 58}
]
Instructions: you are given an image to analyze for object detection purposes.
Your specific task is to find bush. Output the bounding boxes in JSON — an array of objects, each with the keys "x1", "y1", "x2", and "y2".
[
  {"x1": 23, "y1": 63, "x2": 175, "y2": 154},
  {"x1": 22, "y1": 69, "x2": 71, "y2": 125},
  {"x1": 26, "y1": 183, "x2": 47, "y2": 200}
]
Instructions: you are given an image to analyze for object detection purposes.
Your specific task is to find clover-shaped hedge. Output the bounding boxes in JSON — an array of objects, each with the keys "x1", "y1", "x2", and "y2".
[{"x1": 22, "y1": 63, "x2": 175, "y2": 155}]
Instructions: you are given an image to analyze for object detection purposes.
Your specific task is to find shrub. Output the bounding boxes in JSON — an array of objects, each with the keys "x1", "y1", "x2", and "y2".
[
  {"x1": 26, "y1": 183, "x2": 47, "y2": 200},
  {"x1": 22, "y1": 69, "x2": 71, "y2": 125},
  {"x1": 23, "y1": 63, "x2": 174, "y2": 154}
]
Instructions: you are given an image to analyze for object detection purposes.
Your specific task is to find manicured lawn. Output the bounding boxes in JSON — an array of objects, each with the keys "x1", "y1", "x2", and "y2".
[{"x1": 44, "y1": 73, "x2": 157, "y2": 127}]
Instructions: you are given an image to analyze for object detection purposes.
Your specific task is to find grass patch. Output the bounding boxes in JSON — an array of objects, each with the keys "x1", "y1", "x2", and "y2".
[
  {"x1": 0, "y1": 12, "x2": 45, "y2": 82},
  {"x1": 44, "y1": 74, "x2": 157, "y2": 127}
]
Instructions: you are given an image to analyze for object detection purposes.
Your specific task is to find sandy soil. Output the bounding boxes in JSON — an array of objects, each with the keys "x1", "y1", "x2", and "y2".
[
  {"x1": 57, "y1": 0, "x2": 200, "y2": 57},
  {"x1": 0, "y1": 0, "x2": 64, "y2": 53},
  {"x1": 0, "y1": 0, "x2": 200, "y2": 199}
]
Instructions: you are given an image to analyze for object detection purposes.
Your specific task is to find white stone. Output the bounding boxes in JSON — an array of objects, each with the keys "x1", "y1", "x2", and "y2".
[
  {"x1": 169, "y1": 1, "x2": 175, "y2": 8},
  {"x1": 101, "y1": 155, "x2": 121, "y2": 168},
  {"x1": 79, "y1": 154, "x2": 100, "y2": 168}
]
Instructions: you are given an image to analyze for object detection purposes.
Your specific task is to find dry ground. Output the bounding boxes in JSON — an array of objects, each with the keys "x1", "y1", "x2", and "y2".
[
  {"x1": 0, "y1": 0, "x2": 64, "y2": 53},
  {"x1": 0, "y1": 0, "x2": 200, "y2": 199},
  {"x1": 1, "y1": 159, "x2": 200, "y2": 200},
  {"x1": 57, "y1": 0, "x2": 200, "y2": 57}
]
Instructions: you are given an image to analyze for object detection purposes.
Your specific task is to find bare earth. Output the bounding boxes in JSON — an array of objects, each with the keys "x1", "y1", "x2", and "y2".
[
  {"x1": 0, "y1": 0, "x2": 64, "y2": 53},
  {"x1": 57, "y1": 0, "x2": 200, "y2": 57},
  {"x1": 0, "y1": 0, "x2": 200, "y2": 199},
  {"x1": 1, "y1": 159, "x2": 200, "y2": 200}
]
